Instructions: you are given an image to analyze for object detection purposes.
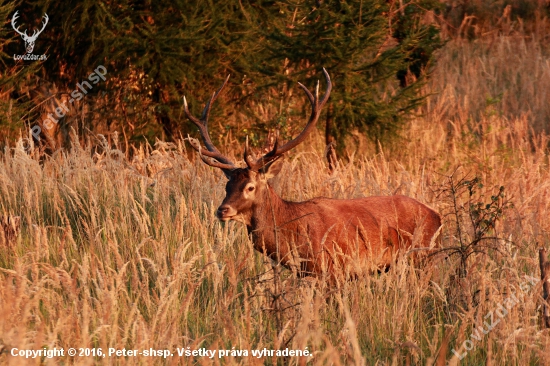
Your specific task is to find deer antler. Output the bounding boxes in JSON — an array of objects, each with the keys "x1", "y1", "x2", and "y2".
[
  {"x1": 11, "y1": 11, "x2": 27, "y2": 38},
  {"x1": 183, "y1": 75, "x2": 236, "y2": 172},
  {"x1": 245, "y1": 68, "x2": 332, "y2": 172},
  {"x1": 185, "y1": 70, "x2": 332, "y2": 173},
  {"x1": 29, "y1": 13, "x2": 49, "y2": 41},
  {"x1": 11, "y1": 12, "x2": 48, "y2": 41}
]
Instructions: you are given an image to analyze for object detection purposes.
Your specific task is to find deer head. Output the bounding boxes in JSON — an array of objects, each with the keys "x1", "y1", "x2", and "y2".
[
  {"x1": 184, "y1": 70, "x2": 332, "y2": 225},
  {"x1": 11, "y1": 11, "x2": 49, "y2": 54}
]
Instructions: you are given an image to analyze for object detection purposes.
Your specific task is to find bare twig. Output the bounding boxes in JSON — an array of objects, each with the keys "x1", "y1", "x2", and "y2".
[{"x1": 538, "y1": 247, "x2": 550, "y2": 328}]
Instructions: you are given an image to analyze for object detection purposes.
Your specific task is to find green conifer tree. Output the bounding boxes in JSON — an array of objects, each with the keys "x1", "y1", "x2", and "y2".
[{"x1": 238, "y1": 0, "x2": 443, "y2": 165}]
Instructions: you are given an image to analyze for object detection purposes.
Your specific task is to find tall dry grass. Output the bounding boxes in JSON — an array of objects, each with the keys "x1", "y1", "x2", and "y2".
[{"x1": 1, "y1": 36, "x2": 550, "y2": 365}]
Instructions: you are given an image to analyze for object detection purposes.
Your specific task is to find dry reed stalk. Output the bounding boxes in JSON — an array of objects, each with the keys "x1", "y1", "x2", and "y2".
[{"x1": 539, "y1": 248, "x2": 550, "y2": 328}]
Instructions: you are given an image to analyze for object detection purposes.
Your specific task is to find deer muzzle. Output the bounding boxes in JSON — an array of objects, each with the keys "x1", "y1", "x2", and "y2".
[{"x1": 216, "y1": 205, "x2": 236, "y2": 221}]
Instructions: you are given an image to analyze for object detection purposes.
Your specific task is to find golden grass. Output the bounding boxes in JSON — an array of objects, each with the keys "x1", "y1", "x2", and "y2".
[{"x1": 1, "y1": 36, "x2": 550, "y2": 365}]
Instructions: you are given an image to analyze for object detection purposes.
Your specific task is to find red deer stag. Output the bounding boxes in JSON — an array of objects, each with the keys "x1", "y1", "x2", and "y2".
[{"x1": 184, "y1": 70, "x2": 441, "y2": 277}]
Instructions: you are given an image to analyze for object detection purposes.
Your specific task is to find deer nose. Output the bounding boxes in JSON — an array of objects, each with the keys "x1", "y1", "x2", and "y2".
[{"x1": 217, "y1": 205, "x2": 230, "y2": 218}]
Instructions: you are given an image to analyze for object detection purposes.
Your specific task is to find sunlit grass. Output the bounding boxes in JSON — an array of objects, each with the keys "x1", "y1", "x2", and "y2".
[{"x1": 1, "y1": 36, "x2": 550, "y2": 365}]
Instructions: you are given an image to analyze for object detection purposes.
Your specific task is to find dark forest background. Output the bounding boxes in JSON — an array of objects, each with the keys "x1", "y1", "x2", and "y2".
[{"x1": 0, "y1": 0, "x2": 548, "y2": 155}]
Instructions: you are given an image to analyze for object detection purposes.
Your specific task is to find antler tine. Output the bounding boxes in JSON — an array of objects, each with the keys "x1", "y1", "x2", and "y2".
[
  {"x1": 184, "y1": 75, "x2": 235, "y2": 169},
  {"x1": 248, "y1": 69, "x2": 332, "y2": 171},
  {"x1": 319, "y1": 68, "x2": 332, "y2": 104},
  {"x1": 275, "y1": 69, "x2": 331, "y2": 155},
  {"x1": 244, "y1": 136, "x2": 256, "y2": 169},
  {"x1": 245, "y1": 131, "x2": 282, "y2": 171},
  {"x1": 197, "y1": 143, "x2": 235, "y2": 171},
  {"x1": 34, "y1": 13, "x2": 48, "y2": 38},
  {"x1": 186, "y1": 136, "x2": 235, "y2": 170},
  {"x1": 183, "y1": 75, "x2": 229, "y2": 153},
  {"x1": 297, "y1": 82, "x2": 315, "y2": 105},
  {"x1": 186, "y1": 136, "x2": 234, "y2": 170},
  {"x1": 201, "y1": 74, "x2": 230, "y2": 122},
  {"x1": 11, "y1": 11, "x2": 26, "y2": 37},
  {"x1": 186, "y1": 135, "x2": 218, "y2": 158}
]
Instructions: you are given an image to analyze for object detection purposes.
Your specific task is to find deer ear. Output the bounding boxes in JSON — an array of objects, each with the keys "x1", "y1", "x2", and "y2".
[
  {"x1": 221, "y1": 169, "x2": 232, "y2": 179},
  {"x1": 260, "y1": 158, "x2": 284, "y2": 179}
]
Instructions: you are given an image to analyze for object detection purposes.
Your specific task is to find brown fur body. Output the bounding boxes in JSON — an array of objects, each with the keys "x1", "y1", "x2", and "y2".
[{"x1": 218, "y1": 168, "x2": 441, "y2": 277}]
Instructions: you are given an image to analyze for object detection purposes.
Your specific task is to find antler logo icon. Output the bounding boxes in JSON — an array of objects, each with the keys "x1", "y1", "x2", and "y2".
[{"x1": 11, "y1": 11, "x2": 49, "y2": 54}]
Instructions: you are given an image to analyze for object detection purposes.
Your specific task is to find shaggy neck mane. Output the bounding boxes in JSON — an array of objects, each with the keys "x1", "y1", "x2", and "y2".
[{"x1": 248, "y1": 185, "x2": 305, "y2": 264}]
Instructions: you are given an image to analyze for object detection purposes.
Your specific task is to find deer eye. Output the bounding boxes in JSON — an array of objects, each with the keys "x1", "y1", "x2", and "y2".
[{"x1": 247, "y1": 185, "x2": 255, "y2": 192}]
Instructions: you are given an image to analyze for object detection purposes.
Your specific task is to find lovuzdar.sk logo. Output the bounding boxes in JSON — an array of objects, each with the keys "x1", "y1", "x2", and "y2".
[{"x1": 11, "y1": 10, "x2": 48, "y2": 61}]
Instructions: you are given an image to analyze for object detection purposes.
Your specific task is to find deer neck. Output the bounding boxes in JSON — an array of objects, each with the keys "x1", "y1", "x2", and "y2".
[{"x1": 248, "y1": 185, "x2": 294, "y2": 262}]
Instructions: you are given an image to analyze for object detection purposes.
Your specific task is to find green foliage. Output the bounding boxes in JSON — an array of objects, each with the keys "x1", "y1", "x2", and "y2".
[
  {"x1": 39, "y1": 0, "x2": 253, "y2": 140},
  {"x1": 392, "y1": 0, "x2": 444, "y2": 86},
  {"x1": 0, "y1": 0, "x2": 41, "y2": 140},
  {"x1": 0, "y1": 1, "x2": 16, "y2": 67},
  {"x1": 1, "y1": 0, "x2": 443, "y2": 149},
  {"x1": 241, "y1": 0, "x2": 444, "y2": 148},
  {"x1": 439, "y1": 173, "x2": 513, "y2": 278},
  {"x1": 464, "y1": 178, "x2": 512, "y2": 243}
]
